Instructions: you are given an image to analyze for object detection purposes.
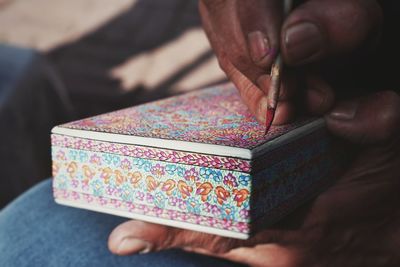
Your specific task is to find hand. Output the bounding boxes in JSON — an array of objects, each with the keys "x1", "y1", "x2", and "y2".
[
  {"x1": 108, "y1": 90, "x2": 400, "y2": 267},
  {"x1": 198, "y1": 0, "x2": 383, "y2": 125}
]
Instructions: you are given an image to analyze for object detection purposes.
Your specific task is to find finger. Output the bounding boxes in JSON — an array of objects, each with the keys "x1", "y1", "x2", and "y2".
[
  {"x1": 199, "y1": 2, "x2": 267, "y2": 123},
  {"x1": 274, "y1": 100, "x2": 296, "y2": 125},
  {"x1": 108, "y1": 220, "x2": 166, "y2": 255},
  {"x1": 239, "y1": 0, "x2": 282, "y2": 67},
  {"x1": 223, "y1": 244, "x2": 304, "y2": 267},
  {"x1": 305, "y1": 75, "x2": 335, "y2": 115},
  {"x1": 108, "y1": 220, "x2": 241, "y2": 255},
  {"x1": 201, "y1": 0, "x2": 282, "y2": 71},
  {"x1": 257, "y1": 71, "x2": 297, "y2": 101},
  {"x1": 282, "y1": 0, "x2": 383, "y2": 65},
  {"x1": 325, "y1": 91, "x2": 400, "y2": 144},
  {"x1": 200, "y1": 1, "x2": 294, "y2": 125}
]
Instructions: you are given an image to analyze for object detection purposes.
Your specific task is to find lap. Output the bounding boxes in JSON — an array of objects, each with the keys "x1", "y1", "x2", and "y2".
[{"x1": 0, "y1": 179, "x2": 242, "y2": 267}]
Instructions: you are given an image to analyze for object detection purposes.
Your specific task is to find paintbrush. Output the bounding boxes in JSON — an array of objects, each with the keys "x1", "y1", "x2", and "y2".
[{"x1": 265, "y1": 0, "x2": 293, "y2": 135}]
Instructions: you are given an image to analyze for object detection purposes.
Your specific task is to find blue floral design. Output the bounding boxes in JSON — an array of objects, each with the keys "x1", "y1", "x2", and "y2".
[
  {"x1": 211, "y1": 170, "x2": 222, "y2": 183},
  {"x1": 199, "y1": 167, "x2": 222, "y2": 182},
  {"x1": 68, "y1": 150, "x2": 78, "y2": 161},
  {"x1": 186, "y1": 197, "x2": 201, "y2": 214},
  {"x1": 221, "y1": 203, "x2": 237, "y2": 220},
  {"x1": 102, "y1": 154, "x2": 113, "y2": 165},
  {"x1": 176, "y1": 166, "x2": 185, "y2": 177},
  {"x1": 165, "y1": 164, "x2": 177, "y2": 175},
  {"x1": 120, "y1": 184, "x2": 133, "y2": 201},
  {"x1": 154, "y1": 192, "x2": 167, "y2": 209},
  {"x1": 112, "y1": 155, "x2": 121, "y2": 167},
  {"x1": 238, "y1": 175, "x2": 251, "y2": 186},
  {"x1": 90, "y1": 179, "x2": 104, "y2": 196},
  {"x1": 132, "y1": 158, "x2": 145, "y2": 168},
  {"x1": 143, "y1": 162, "x2": 152, "y2": 172},
  {"x1": 79, "y1": 151, "x2": 89, "y2": 162}
]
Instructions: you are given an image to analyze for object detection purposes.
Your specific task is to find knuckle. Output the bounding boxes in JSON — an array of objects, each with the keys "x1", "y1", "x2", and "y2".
[
  {"x1": 231, "y1": 54, "x2": 254, "y2": 74},
  {"x1": 376, "y1": 91, "x2": 400, "y2": 140}
]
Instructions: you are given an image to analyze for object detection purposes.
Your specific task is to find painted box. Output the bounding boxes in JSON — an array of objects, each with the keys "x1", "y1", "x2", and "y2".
[{"x1": 51, "y1": 83, "x2": 343, "y2": 239}]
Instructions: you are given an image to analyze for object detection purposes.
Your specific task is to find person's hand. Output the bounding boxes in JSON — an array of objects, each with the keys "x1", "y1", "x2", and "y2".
[
  {"x1": 108, "y1": 90, "x2": 400, "y2": 266},
  {"x1": 198, "y1": 0, "x2": 383, "y2": 125}
]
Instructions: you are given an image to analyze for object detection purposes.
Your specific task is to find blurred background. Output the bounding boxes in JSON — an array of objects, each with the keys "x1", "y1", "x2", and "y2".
[{"x1": 0, "y1": 0, "x2": 226, "y2": 207}]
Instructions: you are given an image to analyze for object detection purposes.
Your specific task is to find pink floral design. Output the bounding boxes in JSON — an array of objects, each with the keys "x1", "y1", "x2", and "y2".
[
  {"x1": 90, "y1": 154, "x2": 101, "y2": 165},
  {"x1": 184, "y1": 168, "x2": 198, "y2": 182},
  {"x1": 56, "y1": 85, "x2": 310, "y2": 149},
  {"x1": 223, "y1": 173, "x2": 238, "y2": 188},
  {"x1": 52, "y1": 135, "x2": 251, "y2": 172},
  {"x1": 120, "y1": 159, "x2": 132, "y2": 170},
  {"x1": 151, "y1": 163, "x2": 165, "y2": 177},
  {"x1": 55, "y1": 188, "x2": 252, "y2": 234}
]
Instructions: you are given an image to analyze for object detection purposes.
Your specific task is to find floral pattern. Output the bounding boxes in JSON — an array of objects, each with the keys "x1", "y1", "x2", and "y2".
[
  {"x1": 53, "y1": 147, "x2": 252, "y2": 222},
  {"x1": 51, "y1": 135, "x2": 251, "y2": 172},
  {"x1": 58, "y1": 84, "x2": 312, "y2": 149},
  {"x1": 51, "y1": 83, "x2": 341, "y2": 236},
  {"x1": 53, "y1": 188, "x2": 250, "y2": 234}
]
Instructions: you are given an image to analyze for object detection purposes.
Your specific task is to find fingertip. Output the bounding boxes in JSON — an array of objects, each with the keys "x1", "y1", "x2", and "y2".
[
  {"x1": 305, "y1": 76, "x2": 335, "y2": 115},
  {"x1": 248, "y1": 31, "x2": 277, "y2": 68},
  {"x1": 325, "y1": 91, "x2": 400, "y2": 144},
  {"x1": 273, "y1": 101, "x2": 296, "y2": 125},
  {"x1": 282, "y1": 19, "x2": 325, "y2": 66},
  {"x1": 281, "y1": 0, "x2": 383, "y2": 65},
  {"x1": 108, "y1": 220, "x2": 167, "y2": 255}
]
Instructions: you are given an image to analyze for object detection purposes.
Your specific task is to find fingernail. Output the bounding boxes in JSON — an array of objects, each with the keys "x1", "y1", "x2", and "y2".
[
  {"x1": 328, "y1": 101, "x2": 358, "y2": 121},
  {"x1": 248, "y1": 31, "x2": 270, "y2": 62},
  {"x1": 117, "y1": 238, "x2": 153, "y2": 254},
  {"x1": 284, "y1": 22, "x2": 323, "y2": 64}
]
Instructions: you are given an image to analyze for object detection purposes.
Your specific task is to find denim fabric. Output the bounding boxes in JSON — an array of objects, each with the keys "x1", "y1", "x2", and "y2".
[
  {"x1": 0, "y1": 44, "x2": 72, "y2": 207},
  {"x1": 0, "y1": 179, "x2": 244, "y2": 267}
]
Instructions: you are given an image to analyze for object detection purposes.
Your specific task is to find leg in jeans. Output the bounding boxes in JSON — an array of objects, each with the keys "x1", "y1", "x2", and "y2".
[{"x1": 0, "y1": 179, "x2": 244, "y2": 267}]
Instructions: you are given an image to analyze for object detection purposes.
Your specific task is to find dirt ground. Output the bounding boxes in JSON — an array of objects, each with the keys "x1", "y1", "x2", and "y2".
[{"x1": 0, "y1": 0, "x2": 225, "y2": 116}]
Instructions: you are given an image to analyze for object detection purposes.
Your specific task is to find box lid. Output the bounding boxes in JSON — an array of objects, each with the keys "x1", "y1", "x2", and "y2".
[{"x1": 52, "y1": 84, "x2": 323, "y2": 159}]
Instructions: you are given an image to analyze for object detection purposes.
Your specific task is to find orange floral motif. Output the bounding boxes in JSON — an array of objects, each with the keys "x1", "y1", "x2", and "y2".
[
  {"x1": 232, "y1": 189, "x2": 249, "y2": 207},
  {"x1": 66, "y1": 162, "x2": 77, "y2": 179},
  {"x1": 178, "y1": 180, "x2": 193, "y2": 199},
  {"x1": 82, "y1": 165, "x2": 96, "y2": 180},
  {"x1": 100, "y1": 167, "x2": 113, "y2": 184},
  {"x1": 196, "y1": 182, "x2": 213, "y2": 202},
  {"x1": 146, "y1": 175, "x2": 159, "y2": 191},
  {"x1": 161, "y1": 179, "x2": 176, "y2": 196},
  {"x1": 128, "y1": 171, "x2": 142, "y2": 188},
  {"x1": 114, "y1": 170, "x2": 126, "y2": 186},
  {"x1": 52, "y1": 162, "x2": 60, "y2": 176},
  {"x1": 215, "y1": 186, "x2": 230, "y2": 205}
]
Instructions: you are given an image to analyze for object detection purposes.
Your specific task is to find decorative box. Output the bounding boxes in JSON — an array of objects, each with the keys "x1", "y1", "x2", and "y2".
[{"x1": 51, "y1": 83, "x2": 343, "y2": 239}]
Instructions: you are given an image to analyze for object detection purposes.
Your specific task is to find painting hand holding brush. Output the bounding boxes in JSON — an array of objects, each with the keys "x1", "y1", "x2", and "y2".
[{"x1": 265, "y1": 0, "x2": 293, "y2": 134}]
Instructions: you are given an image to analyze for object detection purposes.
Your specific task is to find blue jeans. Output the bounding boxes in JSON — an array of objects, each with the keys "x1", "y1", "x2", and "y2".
[{"x1": 0, "y1": 179, "x2": 244, "y2": 267}]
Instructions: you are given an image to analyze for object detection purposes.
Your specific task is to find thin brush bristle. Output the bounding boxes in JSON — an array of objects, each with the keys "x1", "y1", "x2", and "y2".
[{"x1": 264, "y1": 107, "x2": 275, "y2": 135}]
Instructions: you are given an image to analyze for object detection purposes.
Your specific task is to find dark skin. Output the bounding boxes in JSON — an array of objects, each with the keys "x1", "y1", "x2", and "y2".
[{"x1": 107, "y1": 1, "x2": 400, "y2": 266}]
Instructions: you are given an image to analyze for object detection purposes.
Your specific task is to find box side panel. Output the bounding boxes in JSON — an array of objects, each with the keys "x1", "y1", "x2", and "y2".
[
  {"x1": 52, "y1": 134, "x2": 251, "y2": 172},
  {"x1": 250, "y1": 128, "x2": 344, "y2": 232},
  {"x1": 51, "y1": 134, "x2": 253, "y2": 236}
]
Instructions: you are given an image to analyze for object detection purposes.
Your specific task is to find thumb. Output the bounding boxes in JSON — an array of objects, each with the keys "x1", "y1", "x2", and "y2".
[
  {"x1": 325, "y1": 91, "x2": 400, "y2": 144},
  {"x1": 108, "y1": 220, "x2": 239, "y2": 256},
  {"x1": 108, "y1": 220, "x2": 168, "y2": 255}
]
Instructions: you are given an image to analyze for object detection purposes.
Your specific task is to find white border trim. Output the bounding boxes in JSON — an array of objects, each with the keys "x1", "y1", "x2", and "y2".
[
  {"x1": 52, "y1": 127, "x2": 252, "y2": 159},
  {"x1": 55, "y1": 198, "x2": 249, "y2": 240},
  {"x1": 52, "y1": 119, "x2": 324, "y2": 160}
]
